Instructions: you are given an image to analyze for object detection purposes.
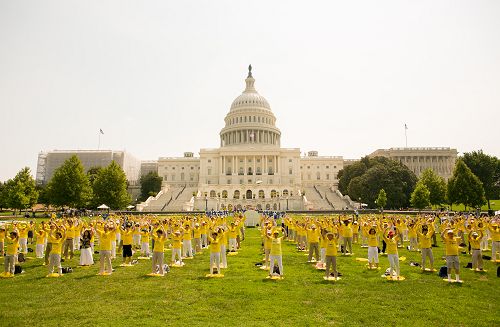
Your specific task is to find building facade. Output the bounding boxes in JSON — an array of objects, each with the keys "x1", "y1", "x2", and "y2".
[
  {"x1": 368, "y1": 147, "x2": 458, "y2": 179},
  {"x1": 149, "y1": 67, "x2": 347, "y2": 211},
  {"x1": 36, "y1": 150, "x2": 141, "y2": 185}
]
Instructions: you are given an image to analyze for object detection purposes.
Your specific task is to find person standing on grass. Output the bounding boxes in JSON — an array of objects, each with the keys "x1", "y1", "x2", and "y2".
[
  {"x1": 79, "y1": 229, "x2": 94, "y2": 266},
  {"x1": 43, "y1": 223, "x2": 56, "y2": 266},
  {"x1": 340, "y1": 219, "x2": 353, "y2": 255},
  {"x1": 0, "y1": 225, "x2": 7, "y2": 257},
  {"x1": 16, "y1": 223, "x2": 29, "y2": 254},
  {"x1": 96, "y1": 224, "x2": 114, "y2": 275},
  {"x1": 152, "y1": 227, "x2": 166, "y2": 275},
  {"x1": 4, "y1": 231, "x2": 19, "y2": 276},
  {"x1": 63, "y1": 219, "x2": 76, "y2": 260},
  {"x1": 35, "y1": 229, "x2": 46, "y2": 258},
  {"x1": 417, "y1": 222, "x2": 435, "y2": 271},
  {"x1": 47, "y1": 226, "x2": 66, "y2": 276},
  {"x1": 193, "y1": 223, "x2": 202, "y2": 254},
  {"x1": 365, "y1": 226, "x2": 380, "y2": 269},
  {"x1": 469, "y1": 231, "x2": 484, "y2": 271},
  {"x1": 323, "y1": 231, "x2": 339, "y2": 279},
  {"x1": 306, "y1": 224, "x2": 320, "y2": 262},
  {"x1": 383, "y1": 228, "x2": 400, "y2": 279},
  {"x1": 208, "y1": 230, "x2": 223, "y2": 274},
  {"x1": 171, "y1": 230, "x2": 183, "y2": 265},
  {"x1": 227, "y1": 222, "x2": 238, "y2": 252},
  {"x1": 181, "y1": 223, "x2": 194, "y2": 258},
  {"x1": 140, "y1": 228, "x2": 151, "y2": 258},
  {"x1": 488, "y1": 218, "x2": 500, "y2": 261},
  {"x1": 266, "y1": 228, "x2": 284, "y2": 277},
  {"x1": 441, "y1": 229, "x2": 462, "y2": 282},
  {"x1": 120, "y1": 223, "x2": 134, "y2": 265}
]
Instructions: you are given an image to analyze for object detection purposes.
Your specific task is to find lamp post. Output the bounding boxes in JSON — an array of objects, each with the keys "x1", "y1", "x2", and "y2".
[
  {"x1": 359, "y1": 197, "x2": 361, "y2": 210},
  {"x1": 205, "y1": 195, "x2": 208, "y2": 212},
  {"x1": 286, "y1": 196, "x2": 289, "y2": 211}
]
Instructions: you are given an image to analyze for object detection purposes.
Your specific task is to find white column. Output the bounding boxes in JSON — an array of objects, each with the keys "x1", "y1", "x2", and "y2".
[{"x1": 253, "y1": 156, "x2": 256, "y2": 176}]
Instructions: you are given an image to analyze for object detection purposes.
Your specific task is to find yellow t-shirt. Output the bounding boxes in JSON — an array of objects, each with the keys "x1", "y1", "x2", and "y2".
[
  {"x1": 489, "y1": 227, "x2": 500, "y2": 242},
  {"x1": 18, "y1": 228, "x2": 29, "y2": 238},
  {"x1": 340, "y1": 224, "x2": 353, "y2": 238},
  {"x1": 183, "y1": 228, "x2": 192, "y2": 241},
  {"x1": 469, "y1": 237, "x2": 481, "y2": 250},
  {"x1": 270, "y1": 237, "x2": 282, "y2": 256},
  {"x1": 121, "y1": 230, "x2": 133, "y2": 245},
  {"x1": 193, "y1": 227, "x2": 202, "y2": 239},
  {"x1": 444, "y1": 237, "x2": 460, "y2": 256},
  {"x1": 99, "y1": 231, "x2": 113, "y2": 251},
  {"x1": 49, "y1": 236, "x2": 64, "y2": 255},
  {"x1": 6, "y1": 237, "x2": 19, "y2": 255},
  {"x1": 172, "y1": 235, "x2": 182, "y2": 249},
  {"x1": 325, "y1": 238, "x2": 338, "y2": 256},
  {"x1": 385, "y1": 238, "x2": 398, "y2": 255},
  {"x1": 0, "y1": 230, "x2": 6, "y2": 241},
  {"x1": 141, "y1": 232, "x2": 150, "y2": 244},
  {"x1": 209, "y1": 236, "x2": 222, "y2": 253},
  {"x1": 153, "y1": 235, "x2": 165, "y2": 253},
  {"x1": 228, "y1": 227, "x2": 238, "y2": 239},
  {"x1": 36, "y1": 231, "x2": 46, "y2": 245},
  {"x1": 368, "y1": 234, "x2": 378, "y2": 247},
  {"x1": 307, "y1": 229, "x2": 320, "y2": 243}
]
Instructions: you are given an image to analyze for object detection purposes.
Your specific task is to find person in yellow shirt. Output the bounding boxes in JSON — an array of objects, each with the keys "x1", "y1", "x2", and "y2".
[
  {"x1": 323, "y1": 231, "x2": 339, "y2": 279},
  {"x1": 120, "y1": 223, "x2": 134, "y2": 265},
  {"x1": 181, "y1": 224, "x2": 194, "y2": 258},
  {"x1": 227, "y1": 222, "x2": 238, "y2": 252},
  {"x1": 4, "y1": 231, "x2": 19, "y2": 276},
  {"x1": 340, "y1": 220, "x2": 353, "y2": 255},
  {"x1": 96, "y1": 224, "x2": 114, "y2": 275},
  {"x1": 171, "y1": 230, "x2": 183, "y2": 265},
  {"x1": 193, "y1": 223, "x2": 202, "y2": 254},
  {"x1": 417, "y1": 223, "x2": 434, "y2": 271},
  {"x1": 35, "y1": 229, "x2": 46, "y2": 258},
  {"x1": 63, "y1": 220, "x2": 77, "y2": 260},
  {"x1": 17, "y1": 223, "x2": 29, "y2": 254},
  {"x1": 469, "y1": 231, "x2": 484, "y2": 271},
  {"x1": 140, "y1": 228, "x2": 151, "y2": 257},
  {"x1": 488, "y1": 219, "x2": 500, "y2": 261},
  {"x1": 151, "y1": 228, "x2": 166, "y2": 275},
  {"x1": 208, "y1": 230, "x2": 223, "y2": 274},
  {"x1": 383, "y1": 229, "x2": 400, "y2": 279},
  {"x1": 307, "y1": 225, "x2": 320, "y2": 262},
  {"x1": 266, "y1": 228, "x2": 284, "y2": 277},
  {"x1": 48, "y1": 227, "x2": 66, "y2": 276},
  {"x1": 0, "y1": 226, "x2": 6, "y2": 257},
  {"x1": 365, "y1": 226, "x2": 380, "y2": 269},
  {"x1": 408, "y1": 222, "x2": 418, "y2": 251},
  {"x1": 441, "y1": 229, "x2": 462, "y2": 282}
]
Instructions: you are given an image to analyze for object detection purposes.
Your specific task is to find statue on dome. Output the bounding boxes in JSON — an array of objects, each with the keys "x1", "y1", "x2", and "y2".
[{"x1": 248, "y1": 64, "x2": 252, "y2": 78}]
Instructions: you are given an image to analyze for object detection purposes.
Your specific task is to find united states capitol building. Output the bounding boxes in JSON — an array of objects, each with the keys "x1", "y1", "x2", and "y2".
[{"x1": 36, "y1": 66, "x2": 458, "y2": 212}]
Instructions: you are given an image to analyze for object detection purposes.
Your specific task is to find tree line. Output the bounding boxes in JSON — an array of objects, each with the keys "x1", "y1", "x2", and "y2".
[{"x1": 337, "y1": 150, "x2": 499, "y2": 211}]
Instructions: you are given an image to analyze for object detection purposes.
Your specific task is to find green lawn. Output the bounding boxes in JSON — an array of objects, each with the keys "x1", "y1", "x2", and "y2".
[{"x1": 0, "y1": 227, "x2": 499, "y2": 326}]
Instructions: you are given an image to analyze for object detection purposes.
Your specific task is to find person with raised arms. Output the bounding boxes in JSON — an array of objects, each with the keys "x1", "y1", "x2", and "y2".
[
  {"x1": 469, "y1": 230, "x2": 484, "y2": 271},
  {"x1": 151, "y1": 226, "x2": 167, "y2": 276},
  {"x1": 266, "y1": 227, "x2": 285, "y2": 278},
  {"x1": 488, "y1": 218, "x2": 500, "y2": 261},
  {"x1": 323, "y1": 230, "x2": 339, "y2": 280},
  {"x1": 96, "y1": 223, "x2": 114, "y2": 275},
  {"x1": 47, "y1": 224, "x2": 66, "y2": 277},
  {"x1": 2, "y1": 229, "x2": 19, "y2": 277},
  {"x1": 441, "y1": 229, "x2": 462, "y2": 283},
  {"x1": 383, "y1": 227, "x2": 402, "y2": 280},
  {"x1": 417, "y1": 220, "x2": 435, "y2": 272},
  {"x1": 208, "y1": 230, "x2": 223, "y2": 275},
  {"x1": 171, "y1": 230, "x2": 183, "y2": 265}
]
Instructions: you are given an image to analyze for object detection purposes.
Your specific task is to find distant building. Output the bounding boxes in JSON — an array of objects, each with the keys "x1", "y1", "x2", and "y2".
[
  {"x1": 36, "y1": 150, "x2": 141, "y2": 185},
  {"x1": 368, "y1": 147, "x2": 458, "y2": 179},
  {"x1": 140, "y1": 161, "x2": 159, "y2": 177}
]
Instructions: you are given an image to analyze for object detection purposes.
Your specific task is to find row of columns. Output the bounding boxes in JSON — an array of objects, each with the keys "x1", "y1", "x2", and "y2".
[
  {"x1": 221, "y1": 129, "x2": 280, "y2": 146},
  {"x1": 219, "y1": 155, "x2": 280, "y2": 176}
]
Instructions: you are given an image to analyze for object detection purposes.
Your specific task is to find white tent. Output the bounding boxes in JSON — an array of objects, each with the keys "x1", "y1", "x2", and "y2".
[{"x1": 97, "y1": 204, "x2": 109, "y2": 209}]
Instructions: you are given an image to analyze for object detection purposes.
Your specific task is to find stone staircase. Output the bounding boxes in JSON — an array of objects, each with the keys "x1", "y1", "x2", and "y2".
[
  {"x1": 303, "y1": 186, "x2": 332, "y2": 210},
  {"x1": 315, "y1": 185, "x2": 354, "y2": 210},
  {"x1": 164, "y1": 186, "x2": 198, "y2": 211}
]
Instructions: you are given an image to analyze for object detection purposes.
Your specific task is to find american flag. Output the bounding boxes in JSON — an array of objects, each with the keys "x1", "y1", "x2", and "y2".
[{"x1": 99, "y1": 129, "x2": 104, "y2": 135}]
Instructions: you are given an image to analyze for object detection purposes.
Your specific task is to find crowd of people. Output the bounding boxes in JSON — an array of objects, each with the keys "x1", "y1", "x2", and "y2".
[
  {"x1": 1, "y1": 212, "x2": 499, "y2": 283},
  {"x1": 0, "y1": 213, "x2": 246, "y2": 278}
]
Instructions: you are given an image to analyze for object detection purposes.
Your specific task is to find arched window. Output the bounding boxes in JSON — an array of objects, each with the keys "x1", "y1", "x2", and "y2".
[
  {"x1": 246, "y1": 190, "x2": 253, "y2": 199},
  {"x1": 210, "y1": 190, "x2": 216, "y2": 198},
  {"x1": 233, "y1": 190, "x2": 240, "y2": 199},
  {"x1": 282, "y1": 189, "x2": 289, "y2": 197},
  {"x1": 222, "y1": 190, "x2": 228, "y2": 198},
  {"x1": 266, "y1": 204, "x2": 271, "y2": 210},
  {"x1": 273, "y1": 203, "x2": 278, "y2": 210},
  {"x1": 258, "y1": 190, "x2": 265, "y2": 199},
  {"x1": 317, "y1": 172, "x2": 321, "y2": 180},
  {"x1": 271, "y1": 190, "x2": 277, "y2": 198}
]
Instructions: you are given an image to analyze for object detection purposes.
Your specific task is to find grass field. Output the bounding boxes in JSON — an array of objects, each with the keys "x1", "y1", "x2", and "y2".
[{"x1": 0, "y1": 227, "x2": 499, "y2": 326}]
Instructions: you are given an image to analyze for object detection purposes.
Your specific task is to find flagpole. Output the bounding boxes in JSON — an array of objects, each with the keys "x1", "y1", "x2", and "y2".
[
  {"x1": 98, "y1": 131, "x2": 101, "y2": 150},
  {"x1": 404, "y1": 124, "x2": 408, "y2": 148}
]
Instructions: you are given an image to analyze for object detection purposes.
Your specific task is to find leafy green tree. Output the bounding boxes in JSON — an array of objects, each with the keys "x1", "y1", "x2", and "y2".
[
  {"x1": 93, "y1": 161, "x2": 131, "y2": 210},
  {"x1": 47, "y1": 155, "x2": 92, "y2": 208},
  {"x1": 376, "y1": 189, "x2": 387, "y2": 210},
  {"x1": 345, "y1": 157, "x2": 417, "y2": 209},
  {"x1": 4, "y1": 168, "x2": 39, "y2": 214},
  {"x1": 0, "y1": 182, "x2": 7, "y2": 210},
  {"x1": 87, "y1": 166, "x2": 103, "y2": 186},
  {"x1": 140, "y1": 172, "x2": 162, "y2": 201},
  {"x1": 36, "y1": 184, "x2": 50, "y2": 207},
  {"x1": 419, "y1": 168, "x2": 447, "y2": 206},
  {"x1": 447, "y1": 159, "x2": 486, "y2": 210},
  {"x1": 462, "y1": 150, "x2": 500, "y2": 210},
  {"x1": 411, "y1": 181, "x2": 431, "y2": 210},
  {"x1": 338, "y1": 160, "x2": 368, "y2": 194}
]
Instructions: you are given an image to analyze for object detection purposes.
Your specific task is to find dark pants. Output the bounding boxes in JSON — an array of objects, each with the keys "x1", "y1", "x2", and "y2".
[{"x1": 382, "y1": 240, "x2": 387, "y2": 253}]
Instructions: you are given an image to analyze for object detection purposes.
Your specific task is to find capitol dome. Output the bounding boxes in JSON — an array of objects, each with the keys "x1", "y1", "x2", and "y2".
[{"x1": 220, "y1": 66, "x2": 281, "y2": 148}]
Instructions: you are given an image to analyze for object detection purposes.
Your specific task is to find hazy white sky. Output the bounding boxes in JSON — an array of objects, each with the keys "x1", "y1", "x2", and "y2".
[{"x1": 1, "y1": 1, "x2": 499, "y2": 181}]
